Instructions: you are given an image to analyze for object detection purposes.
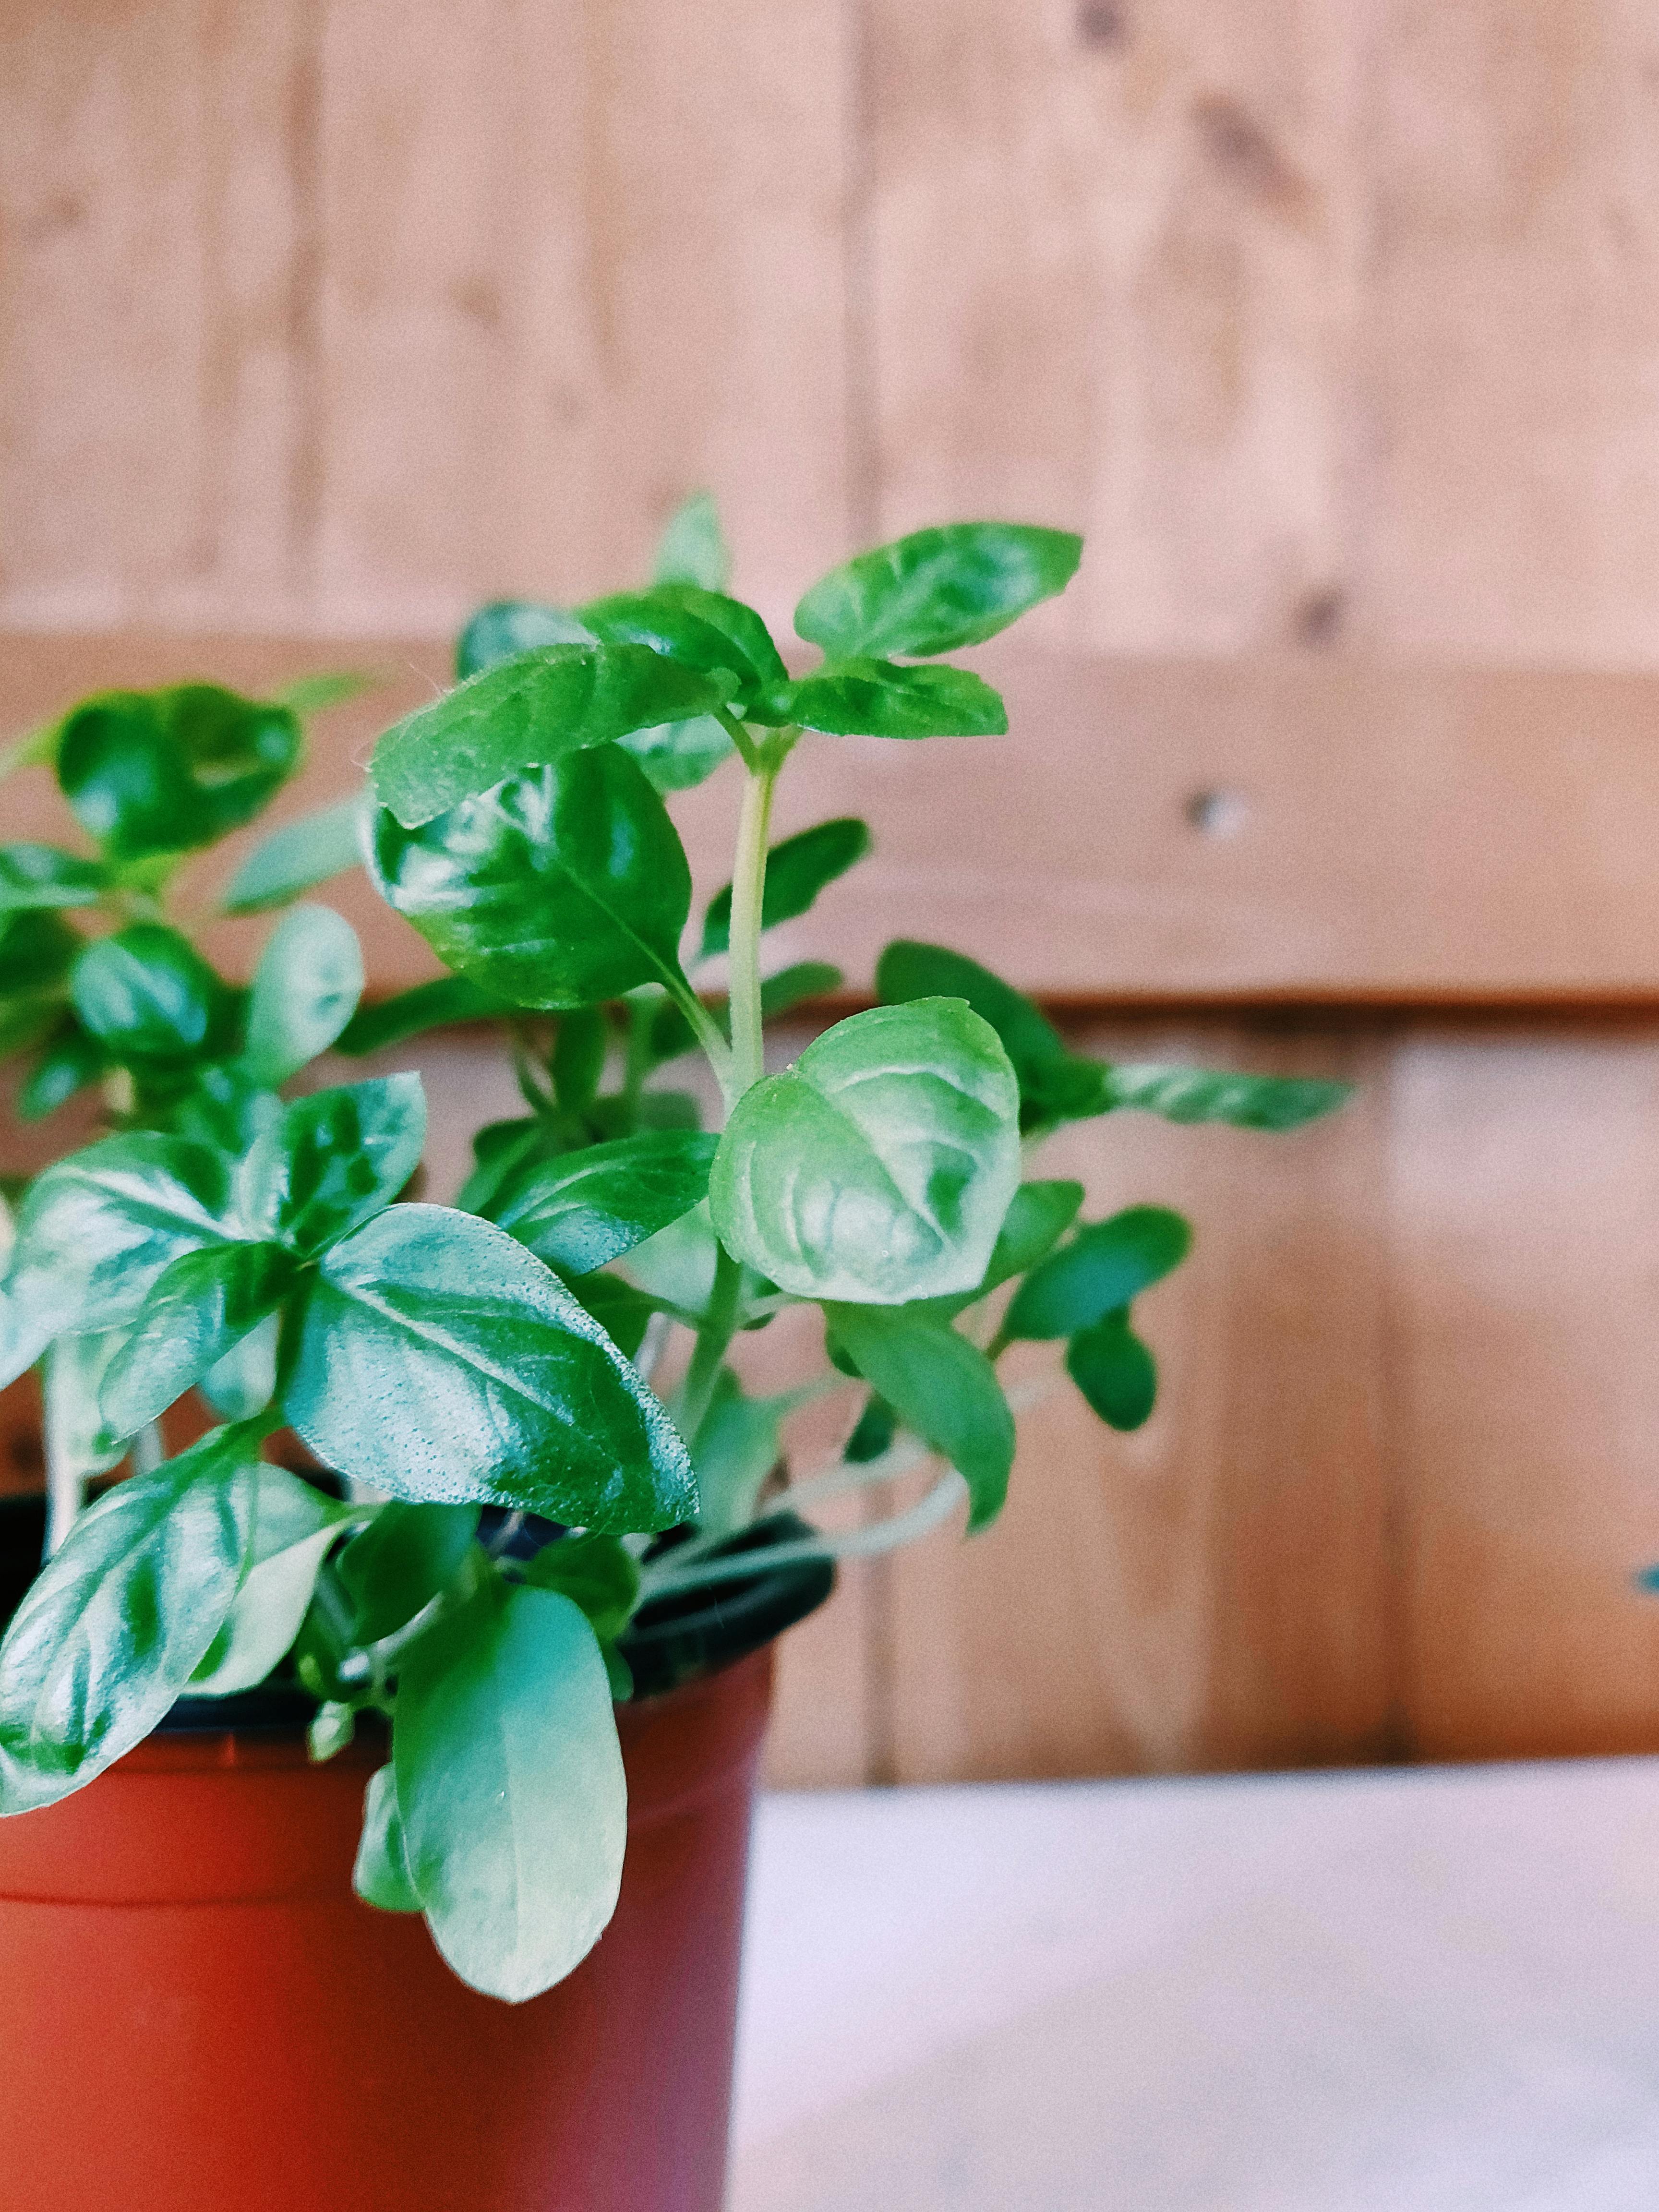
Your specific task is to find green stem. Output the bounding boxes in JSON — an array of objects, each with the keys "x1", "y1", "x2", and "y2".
[
  {"x1": 728, "y1": 753, "x2": 781, "y2": 1099},
  {"x1": 663, "y1": 974, "x2": 735, "y2": 1102},
  {"x1": 713, "y1": 707, "x2": 761, "y2": 773},
  {"x1": 675, "y1": 1244, "x2": 745, "y2": 1443},
  {"x1": 640, "y1": 1469, "x2": 970, "y2": 1602}
]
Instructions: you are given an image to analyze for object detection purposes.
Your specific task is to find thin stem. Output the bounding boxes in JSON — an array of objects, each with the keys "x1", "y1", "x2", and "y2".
[
  {"x1": 41, "y1": 1376, "x2": 84, "y2": 1562},
  {"x1": 662, "y1": 972, "x2": 735, "y2": 1103},
  {"x1": 713, "y1": 708, "x2": 761, "y2": 774},
  {"x1": 640, "y1": 1469, "x2": 969, "y2": 1602},
  {"x1": 128, "y1": 1423, "x2": 164, "y2": 1479},
  {"x1": 675, "y1": 1243, "x2": 745, "y2": 1442},
  {"x1": 728, "y1": 750, "x2": 782, "y2": 1099}
]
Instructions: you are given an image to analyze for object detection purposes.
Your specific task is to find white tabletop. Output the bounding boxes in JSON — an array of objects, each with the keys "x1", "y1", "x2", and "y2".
[{"x1": 731, "y1": 1760, "x2": 1659, "y2": 2212}]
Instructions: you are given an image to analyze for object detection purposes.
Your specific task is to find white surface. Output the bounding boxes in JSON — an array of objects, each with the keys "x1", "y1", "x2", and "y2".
[{"x1": 731, "y1": 1762, "x2": 1659, "y2": 2211}]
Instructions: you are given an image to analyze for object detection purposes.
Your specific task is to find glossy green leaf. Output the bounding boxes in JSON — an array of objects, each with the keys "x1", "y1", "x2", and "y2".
[
  {"x1": 1098, "y1": 1062, "x2": 1352, "y2": 1130},
  {"x1": 454, "y1": 1117, "x2": 555, "y2": 1221},
  {"x1": 758, "y1": 659, "x2": 1006, "y2": 739},
  {"x1": 520, "y1": 1533, "x2": 640, "y2": 1643},
  {"x1": 1003, "y1": 1206, "x2": 1191, "y2": 1341},
  {"x1": 236, "y1": 1075, "x2": 427, "y2": 1256},
  {"x1": 43, "y1": 1330, "x2": 134, "y2": 1482},
  {"x1": 454, "y1": 601, "x2": 594, "y2": 681},
  {"x1": 355, "y1": 1764, "x2": 424, "y2": 1911},
  {"x1": 274, "y1": 671, "x2": 377, "y2": 718},
  {"x1": 616, "y1": 715, "x2": 735, "y2": 794},
  {"x1": 337, "y1": 1501, "x2": 481, "y2": 1646},
  {"x1": 0, "y1": 1431, "x2": 257, "y2": 1812},
  {"x1": 283, "y1": 1203, "x2": 696, "y2": 1529},
  {"x1": 335, "y1": 975, "x2": 508, "y2": 1056},
  {"x1": 71, "y1": 924, "x2": 233, "y2": 1065},
  {"x1": 98, "y1": 1241, "x2": 296, "y2": 1436},
  {"x1": 240, "y1": 905, "x2": 364, "y2": 1086},
  {"x1": 198, "y1": 1312, "x2": 279, "y2": 1421},
  {"x1": 495, "y1": 1131, "x2": 718, "y2": 1276},
  {"x1": 709, "y1": 999, "x2": 1020, "y2": 1303},
  {"x1": 190, "y1": 1468, "x2": 351, "y2": 1695},
  {"x1": 56, "y1": 685, "x2": 302, "y2": 860},
  {"x1": 1066, "y1": 1311, "x2": 1158, "y2": 1431},
  {"x1": 652, "y1": 492, "x2": 730, "y2": 591},
  {"x1": 700, "y1": 817, "x2": 871, "y2": 959},
  {"x1": 558, "y1": 1268, "x2": 657, "y2": 1362},
  {"x1": 19, "y1": 1025, "x2": 105, "y2": 1121},
  {"x1": 371, "y1": 644, "x2": 725, "y2": 828},
  {"x1": 0, "y1": 844, "x2": 109, "y2": 914},
  {"x1": 370, "y1": 751, "x2": 693, "y2": 1010},
  {"x1": 395, "y1": 1581, "x2": 625, "y2": 1999},
  {"x1": 579, "y1": 590, "x2": 759, "y2": 703},
  {"x1": 760, "y1": 962, "x2": 842, "y2": 1019},
  {"x1": 551, "y1": 1008, "x2": 608, "y2": 1114},
  {"x1": 222, "y1": 792, "x2": 368, "y2": 914},
  {"x1": 843, "y1": 1393, "x2": 896, "y2": 1464},
  {"x1": 914, "y1": 1178, "x2": 1085, "y2": 1322},
  {"x1": 794, "y1": 523, "x2": 1082, "y2": 660},
  {"x1": 873, "y1": 938, "x2": 1098, "y2": 1133},
  {"x1": 826, "y1": 1305, "x2": 1014, "y2": 1531},
  {"x1": 690, "y1": 1368, "x2": 786, "y2": 1542}
]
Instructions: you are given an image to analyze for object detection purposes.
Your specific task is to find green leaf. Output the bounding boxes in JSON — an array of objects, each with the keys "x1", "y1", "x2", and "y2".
[
  {"x1": 1098, "y1": 1063, "x2": 1353, "y2": 1130},
  {"x1": 335, "y1": 975, "x2": 508, "y2": 1056},
  {"x1": 190, "y1": 1467, "x2": 351, "y2": 1695},
  {"x1": 616, "y1": 716, "x2": 734, "y2": 794},
  {"x1": 336, "y1": 1501, "x2": 481, "y2": 1645},
  {"x1": 826, "y1": 1305, "x2": 1014, "y2": 1531},
  {"x1": 1003, "y1": 1206, "x2": 1191, "y2": 1341},
  {"x1": 551, "y1": 1008, "x2": 609, "y2": 1114},
  {"x1": 520, "y1": 1532, "x2": 640, "y2": 1643},
  {"x1": 198, "y1": 1313, "x2": 279, "y2": 1420},
  {"x1": 19, "y1": 1025, "x2": 106, "y2": 1121},
  {"x1": 760, "y1": 962, "x2": 842, "y2": 1018},
  {"x1": 283, "y1": 1203, "x2": 696, "y2": 1528},
  {"x1": 454, "y1": 1117, "x2": 554, "y2": 1220},
  {"x1": 0, "y1": 1431, "x2": 258, "y2": 1811},
  {"x1": 758, "y1": 659, "x2": 1006, "y2": 739},
  {"x1": 71, "y1": 924, "x2": 234, "y2": 1065},
  {"x1": 649, "y1": 585, "x2": 787, "y2": 687},
  {"x1": 1066, "y1": 1312, "x2": 1158, "y2": 1431},
  {"x1": 369, "y1": 752, "x2": 694, "y2": 1011},
  {"x1": 875, "y1": 939, "x2": 1085, "y2": 1133},
  {"x1": 371, "y1": 644, "x2": 725, "y2": 828},
  {"x1": 455, "y1": 601, "x2": 593, "y2": 681},
  {"x1": 616, "y1": 1200, "x2": 722, "y2": 1318},
  {"x1": 355, "y1": 1764, "x2": 424, "y2": 1911},
  {"x1": 690, "y1": 1367, "x2": 785, "y2": 1542},
  {"x1": 99, "y1": 1241, "x2": 296, "y2": 1435},
  {"x1": 0, "y1": 844, "x2": 109, "y2": 914},
  {"x1": 159, "y1": 1065, "x2": 281, "y2": 1155},
  {"x1": 579, "y1": 590, "x2": 760, "y2": 705},
  {"x1": 709, "y1": 999, "x2": 1020, "y2": 1303},
  {"x1": 395, "y1": 1582, "x2": 626, "y2": 1998},
  {"x1": 240, "y1": 905, "x2": 364, "y2": 1085},
  {"x1": 237, "y1": 1075, "x2": 427, "y2": 1256},
  {"x1": 794, "y1": 523, "x2": 1082, "y2": 659},
  {"x1": 558, "y1": 1268, "x2": 657, "y2": 1361},
  {"x1": 43, "y1": 1330, "x2": 135, "y2": 1481},
  {"x1": 495, "y1": 1131, "x2": 718, "y2": 1275},
  {"x1": 913, "y1": 1178, "x2": 1085, "y2": 1322},
  {"x1": 222, "y1": 792, "x2": 368, "y2": 914},
  {"x1": 56, "y1": 685, "x2": 302, "y2": 860},
  {"x1": 274, "y1": 671, "x2": 377, "y2": 718},
  {"x1": 843, "y1": 1394, "x2": 896, "y2": 1463},
  {"x1": 700, "y1": 817, "x2": 871, "y2": 959},
  {"x1": 652, "y1": 492, "x2": 730, "y2": 591}
]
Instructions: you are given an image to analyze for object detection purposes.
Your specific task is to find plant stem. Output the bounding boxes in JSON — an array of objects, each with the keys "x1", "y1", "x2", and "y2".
[
  {"x1": 675, "y1": 1243, "x2": 745, "y2": 1443},
  {"x1": 728, "y1": 746, "x2": 783, "y2": 1099},
  {"x1": 41, "y1": 1381, "x2": 84, "y2": 1562},
  {"x1": 128, "y1": 1422, "x2": 164, "y2": 1478},
  {"x1": 663, "y1": 975, "x2": 735, "y2": 1102},
  {"x1": 639, "y1": 1469, "x2": 969, "y2": 1602}
]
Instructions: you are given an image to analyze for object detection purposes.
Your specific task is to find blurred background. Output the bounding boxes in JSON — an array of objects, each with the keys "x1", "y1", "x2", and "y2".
[{"x1": 6, "y1": 0, "x2": 1659, "y2": 1793}]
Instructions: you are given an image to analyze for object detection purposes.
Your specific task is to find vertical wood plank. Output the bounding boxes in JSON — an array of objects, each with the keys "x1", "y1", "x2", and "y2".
[
  {"x1": 1392, "y1": 1025, "x2": 1659, "y2": 1758},
  {"x1": 883, "y1": 1020, "x2": 1395, "y2": 1780},
  {"x1": 0, "y1": 0, "x2": 315, "y2": 627},
  {"x1": 313, "y1": 0, "x2": 853, "y2": 637}
]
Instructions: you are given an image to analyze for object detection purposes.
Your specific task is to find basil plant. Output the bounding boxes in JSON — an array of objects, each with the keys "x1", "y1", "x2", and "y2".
[{"x1": 0, "y1": 504, "x2": 1346, "y2": 2001}]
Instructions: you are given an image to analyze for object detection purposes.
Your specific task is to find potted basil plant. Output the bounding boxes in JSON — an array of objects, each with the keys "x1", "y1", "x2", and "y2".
[{"x1": 0, "y1": 505, "x2": 1346, "y2": 2212}]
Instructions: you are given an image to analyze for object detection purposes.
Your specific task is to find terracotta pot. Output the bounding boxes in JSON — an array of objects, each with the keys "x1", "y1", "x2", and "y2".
[{"x1": 0, "y1": 1515, "x2": 832, "y2": 2212}]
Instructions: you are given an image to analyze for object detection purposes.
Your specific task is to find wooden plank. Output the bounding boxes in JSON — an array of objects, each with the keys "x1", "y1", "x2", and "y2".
[
  {"x1": 0, "y1": 0, "x2": 315, "y2": 627},
  {"x1": 13, "y1": 638, "x2": 1659, "y2": 1002},
  {"x1": 313, "y1": 0, "x2": 852, "y2": 637},
  {"x1": 1391, "y1": 1025, "x2": 1659, "y2": 1760},
  {"x1": 882, "y1": 1018, "x2": 1393, "y2": 1780}
]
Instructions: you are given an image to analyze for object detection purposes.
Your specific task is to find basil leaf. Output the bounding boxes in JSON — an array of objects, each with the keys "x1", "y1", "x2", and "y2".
[
  {"x1": 826, "y1": 1305, "x2": 1014, "y2": 1531},
  {"x1": 0, "y1": 1431, "x2": 258, "y2": 1811},
  {"x1": 371, "y1": 644, "x2": 725, "y2": 828},
  {"x1": 56, "y1": 685, "x2": 301, "y2": 859},
  {"x1": 709, "y1": 999, "x2": 1020, "y2": 1303},
  {"x1": 520, "y1": 1532, "x2": 640, "y2": 1643},
  {"x1": 913, "y1": 1177, "x2": 1085, "y2": 1322},
  {"x1": 652, "y1": 492, "x2": 730, "y2": 591},
  {"x1": 274, "y1": 671, "x2": 376, "y2": 718},
  {"x1": 198, "y1": 1312, "x2": 280, "y2": 1420},
  {"x1": 843, "y1": 1394, "x2": 896, "y2": 1464},
  {"x1": 794, "y1": 523, "x2": 1082, "y2": 659},
  {"x1": 222, "y1": 792, "x2": 368, "y2": 914},
  {"x1": 699, "y1": 817, "x2": 870, "y2": 959},
  {"x1": 1098, "y1": 1063, "x2": 1352, "y2": 1130},
  {"x1": 0, "y1": 844, "x2": 108, "y2": 914},
  {"x1": 757, "y1": 659, "x2": 1006, "y2": 739},
  {"x1": 455, "y1": 1117, "x2": 554, "y2": 1220},
  {"x1": 369, "y1": 752, "x2": 694, "y2": 1011},
  {"x1": 240, "y1": 905, "x2": 364, "y2": 1085},
  {"x1": 616, "y1": 715, "x2": 735, "y2": 794},
  {"x1": 71, "y1": 924, "x2": 234, "y2": 1065},
  {"x1": 19, "y1": 1025, "x2": 105, "y2": 1121},
  {"x1": 455, "y1": 601, "x2": 594, "y2": 680},
  {"x1": 558, "y1": 1268, "x2": 657, "y2": 1361},
  {"x1": 355, "y1": 1764, "x2": 424, "y2": 1911},
  {"x1": 690, "y1": 1368, "x2": 785, "y2": 1542},
  {"x1": 579, "y1": 590, "x2": 760, "y2": 703},
  {"x1": 99, "y1": 1241, "x2": 296, "y2": 1435},
  {"x1": 495, "y1": 1131, "x2": 718, "y2": 1275},
  {"x1": 237, "y1": 1075, "x2": 427, "y2": 1255},
  {"x1": 551, "y1": 1008, "x2": 608, "y2": 1114},
  {"x1": 0, "y1": 907, "x2": 80, "y2": 997},
  {"x1": 648, "y1": 585, "x2": 787, "y2": 687},
  {"x1": 44, "y1": 1330, "x2": 135, "y2": 1481},
  {"x1": 1067, "y1": 1311, "x2": 1158, "y2": 1431},
  {"x1": 1003, "y1": 1206, "x2": 1191, "y2": 1341},
  {"x1": 283, "y1": 1203, "x2": 695, "y2": 1528},
  {"x1": 337, "y1": 1501, "x2": 481, "y2": 1645},
  {"x1": 335, "y1": 975, "x2": 509, "y2": 1056},
  {"x1": 189, "y1": 1468, "x2": 352, "y2": 1695},
  {"x1": 760, "y1": 962, "x2": 842, "y2": 1018},
  {"x1": 159, "y1": 1065, "x2": 281, "y2": 1155},
  {"x1": 395, "y1": 1582, "x2": 626, "y2": 1998},
  {"x1": 877, "y1": 937, "x2": 1065, "y2": 1095}
]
